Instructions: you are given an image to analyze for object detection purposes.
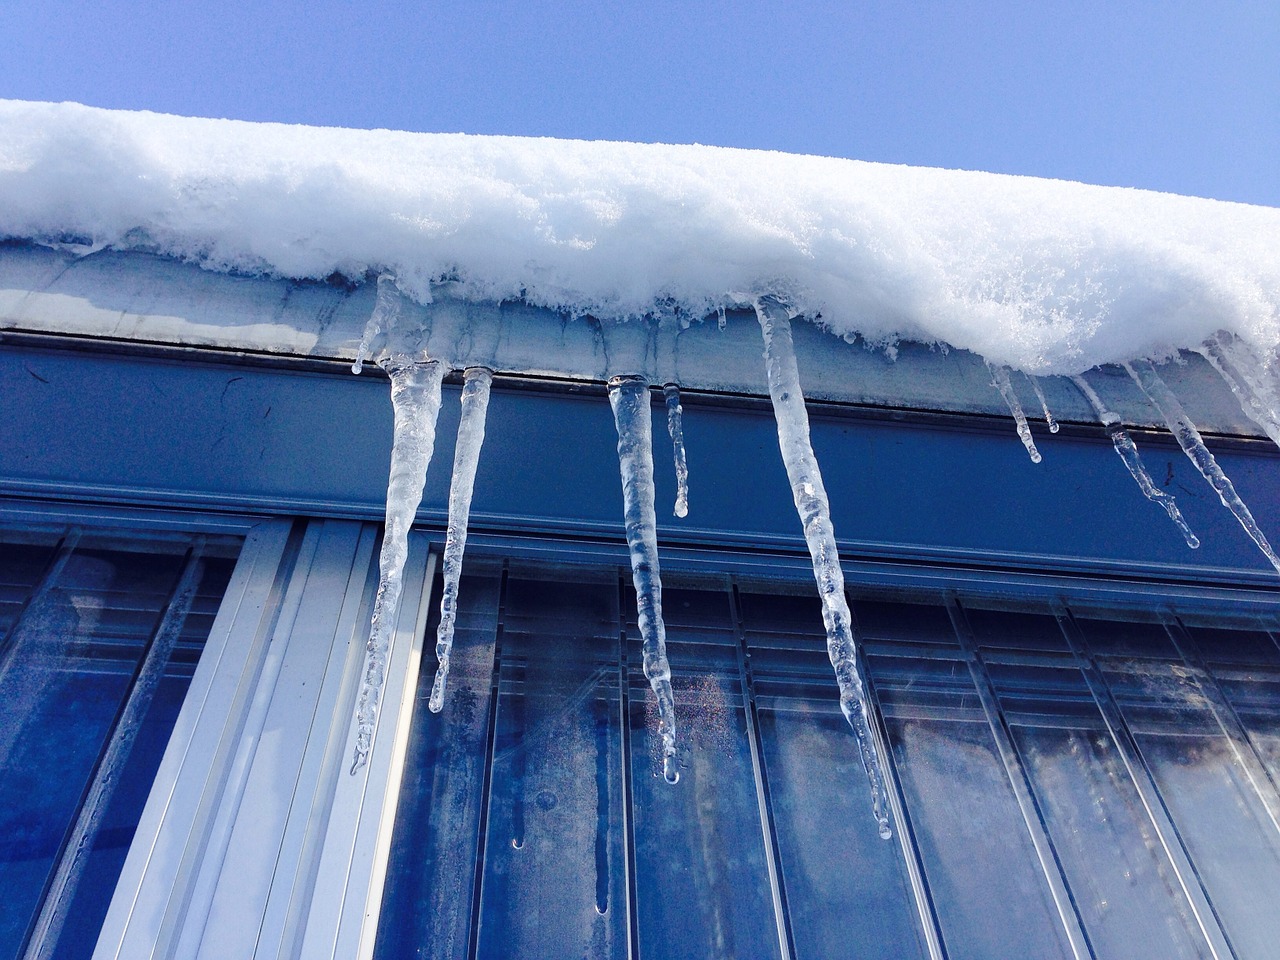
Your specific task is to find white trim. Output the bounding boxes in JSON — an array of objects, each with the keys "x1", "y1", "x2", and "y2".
[
  {"x1": 93, "y1": 521, "x2": 439, "y2": 960},
  {"x1": 297, "y1": 533, "x2": 435, "y2": 960},
  {"x1": 94, "y1": 518, "x2": 297, "y2": 960}
]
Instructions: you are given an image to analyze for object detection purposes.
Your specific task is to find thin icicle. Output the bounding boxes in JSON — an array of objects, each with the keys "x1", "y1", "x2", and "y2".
[
  {"x1": 1071, "y1": 374, "x2": 1199, "y2": 548},
  {"x1": 1126, "y1": 359, "x2": 1280, "y2": 574},
  {"x1": 716, "y1": 305, "x2": 727, "y2": 330},
  {"x1": 1026, "y1": 374, "x2": 1060, "y2": 434},
  {"x1": 608, "y1": 374, "x2": 680, "y2": 784},
  {"x1": 1200, "y1": 331, "x2": 1280, "y2": 451},
  {"x1": 754, "y1": 297, "x2": 892, "y2": 840},
  {"x1": 352, "y1": 273, "x2": 403, "y2": 374},
  {"x1": 663, "y1": 383, "x2": 690, "y2": 518},
  {"x1": 429, "y1": 366, "x2": 494, "y2": 713},
  {"x1": 989, "y1": 363, "x2": 1042, "y2": 463},
  {"x1": 351, "y1": 355, "x2": 447, "y2": 773}
]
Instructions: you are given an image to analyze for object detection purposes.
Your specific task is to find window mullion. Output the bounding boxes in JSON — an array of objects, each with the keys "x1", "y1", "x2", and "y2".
[
  {"x1": 845, "y1": 609, "x2": 948, "y2": 960},
  {"x1": 465, "y1": 561, "x2": 508, "y2": 960},
  {"x1": 0, "y1": 527, "x2": 82, "y2": 684},
  {"x1": 1164, "y1": 617, "x2": 1280, "y2": 836},
  {"x1": 1055, "y1": 605, "x2": 1236, "y2": 960},
  {"x1": 23, "y1": 540, "x2": 207, "y2": 960},
  {"x1": 616, "y1": 571, "x2": 639, "y2": 960},
  {"x1": 728, "y1": 580, "x2": 796, "y2": 960},
  {"x1": 945, "y1": 596, "x2": 1095, "y2": 960}
]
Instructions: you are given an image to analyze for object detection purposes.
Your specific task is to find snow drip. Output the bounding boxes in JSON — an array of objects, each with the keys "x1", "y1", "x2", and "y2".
[
  {"x1": 1071, "y1": 374, "x2": 1200, "y2": 548},
  {"x1": 429, "y1": 366, "x2": 494, "y2": 713},
  {"x1": 608, "y1": 374, "x2": 680, "y2": 784},
  {"x1": 351, "y1": 355, "x2": 446, "y2": 773},
  {"x1": 663, "y1": 384, "x2": 690, "y2": 519},
  {"x1": 1126, "y1": 359, "x2": 1280, "y2": 574},
  {"x1": 754, "y1": 297, "x2": 893, "y2": 839}
]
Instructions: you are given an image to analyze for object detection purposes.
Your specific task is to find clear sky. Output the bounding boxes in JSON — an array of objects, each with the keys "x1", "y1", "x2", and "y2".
[{"x1": 4, "y1": 0, "x2": 1277, "y2": 206}]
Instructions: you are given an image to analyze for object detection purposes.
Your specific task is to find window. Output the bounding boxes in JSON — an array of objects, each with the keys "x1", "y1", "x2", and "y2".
[
  {"x1": 0, "y1": 527, "x2": 239, "y2": 960},
  {"x1": 376, "y1": 553, "x2": 1280, "y2": 960}
]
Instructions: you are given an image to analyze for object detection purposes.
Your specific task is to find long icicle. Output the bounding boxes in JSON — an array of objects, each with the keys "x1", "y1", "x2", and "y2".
[
  {"x1": 989, "y1": 363, "x2": 1042, "y2": 462},
  {"x1": 754, "y1": 298, "x2": 892, "y2": 839},
  {"x1": 1026, "y1": 374, "x2": 1060, "y2": 434},
  {"x1": 1070, "y1": 374, "x2": 1200, "y2": 548},
  {"x1": 1200, "y1": 331, "x2": 1280, "y2": 451},
  {"x1": 429, "y1": 366, "x2": 494, "y2": 713},
  {"x1": 664, "y1": 383, "x2": 690, "y2": 518},
  {"x1": 608, "y1": 374, "x2": 680, "y2": 784},
  {"x1": 351, "y1": 355, "x2": 447, "y2": 772},
  {"x1": 1126, "y1": 359, "x2": 1280, "y2": 574}
]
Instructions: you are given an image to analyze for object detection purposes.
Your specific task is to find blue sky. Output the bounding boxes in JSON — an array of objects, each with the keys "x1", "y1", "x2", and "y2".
[{"x1": 4, "y1": 0, "x2": 1277, "y2": 206}]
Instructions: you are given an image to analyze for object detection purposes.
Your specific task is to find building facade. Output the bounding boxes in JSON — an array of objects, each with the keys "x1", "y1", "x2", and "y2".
[{"x1": 2, "y1": 243, "x2": 1280, "y2": 960}]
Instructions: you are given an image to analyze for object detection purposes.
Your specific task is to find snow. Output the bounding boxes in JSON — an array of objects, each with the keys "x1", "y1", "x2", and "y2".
[{"x1": 2, "y1": 100, "x2": 1278, "y2": 376}]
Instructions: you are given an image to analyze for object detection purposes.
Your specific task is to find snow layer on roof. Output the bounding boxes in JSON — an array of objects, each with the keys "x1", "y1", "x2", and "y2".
[{"x1": 1, "y1": 99, "x2": 1277, "y2": 375}]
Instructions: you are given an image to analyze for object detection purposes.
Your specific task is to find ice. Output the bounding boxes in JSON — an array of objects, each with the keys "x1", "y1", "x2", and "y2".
[
  {"x1": 351, "y1": 355, "x2": 447, "y2": 773},
  {"x1": 1126, "y1": 359, "x2": 1280, "y2": 574},
  {"x1": 989, "y1": 364, "x2": 1043, "y2": 463},
  {"x1": 1026, "y1": 375, "x2": 1060, "y2": 434},
  {"x1": 1071, "y1": 374, "x2": 1200, "y2": 548},
  {"x1": 3, "y1": 100, "x2": 1279, "y2": 377},
  {"x1": 663, "y1": 383, "x2": 690, "y2": 519},
  {"x1": 608, "y1": 374, "x2": 679, "y2": 784},
  {"x1": 429, "y1": 366, "x2": 494, "y2": 713},
  {"x1": 754, "y1": 297, "x2": 892, "y2": 839},
  {"x1": 1200, "y1": 331, "x2": 1280, "y2": 451},
  {"x1": 352, "y1": 273, "x2": 403, "y2": 374}
]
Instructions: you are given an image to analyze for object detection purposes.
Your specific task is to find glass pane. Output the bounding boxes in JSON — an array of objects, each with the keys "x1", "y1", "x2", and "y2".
[
  {"x1": 376, "y1": 560, "x2": 504, "y2": 960},
  {"x1": 873, "y1": 645, "x2": 1074, "y2": 960},
  {"x1": 1084, "y1": 618, "x2": 1280, "y2": 960},
  {"x1": 744, "y1": 588, "x2": 930, "y2": 960},
  {"x1": 55, "y1": 554, "x2": 236, "y2": 960},
  {"x1": 628, "y1": 584, "x2": 783, "y2": 960},
  {"x1": 0, "y1": 537, "x2": 236, "y2": 960},
  {"x1": 985, "y1": 653, "x2": 1212, "y2": 960},
  {"x1": 474, "y1": 567, "x2": 627, "y2": 960},
  {"x1": 1187, "y1": 624, "x2": 1280, "y2": 786},
  {"x1": 0, "y1": 541, "x2": 57, "y2": 642}
]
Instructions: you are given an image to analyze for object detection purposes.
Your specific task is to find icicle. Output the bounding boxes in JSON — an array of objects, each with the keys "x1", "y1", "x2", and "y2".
[
  {"x1": 429, "y1": 366, "x2": 494, "y2": 713},
  {"x1": 989, "y1": 363, "x2": 1042, "y2": 463},
  {"x1": 1026, "y1": 374, "x2": 1060, "y2": 434},
  {"x1": 754, "y1": 297, "x2": 892, "y2": 840},
  {"x1": 608, "y1": 374, "x2": 680, "y2": 784},
  {"x1": 351, "y1": 356, "x2": 447, "y2": 773},
  {"x1": 1126, "y1": 359, "x2": 1280, "y2": 574},
  {"x1": 1071, "y1": 374, "x2": 1199, "y2": 548},
  {"x1": 1200, "y1": 331, "x2": 1280, "y2": 451},
  {"x1": 352, "y1": 273, "x2": 403, "y2": 374},
  {"x1": 663, "y1": 383, "x2": 690, "y2": 518},
  {"x1": 716, "y1": 305, "x2": 727, "y2": 330}
]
